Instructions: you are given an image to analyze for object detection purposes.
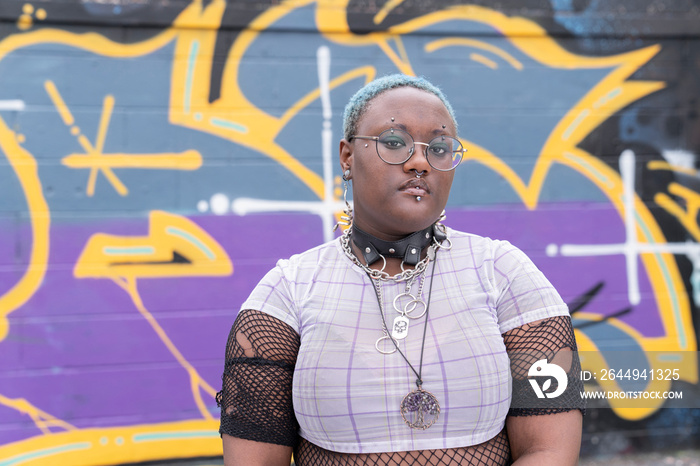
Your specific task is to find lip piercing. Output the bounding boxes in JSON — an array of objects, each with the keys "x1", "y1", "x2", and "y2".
[{"x1": 416, "y1": 196, "x2": 422, "y2": 201}]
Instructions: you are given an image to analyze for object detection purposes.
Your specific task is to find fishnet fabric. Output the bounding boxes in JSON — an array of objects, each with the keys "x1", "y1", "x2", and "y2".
[
  {"x1": 503, "y1": 315, "x2": 586, "y2": 415},
  {"x1": 217, "y1": 309, "x2": 300, "y2": 447},
  {"x1": 293, "y1": 429, "x2": 511, "y2": 466},
  {"x1": 218, "y1": 312, "x2": 581, "y2": 464}
]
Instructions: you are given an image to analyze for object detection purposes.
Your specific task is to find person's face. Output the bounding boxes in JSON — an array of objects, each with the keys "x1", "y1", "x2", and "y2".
[{"x1": 340, "y1": 87, "x2": 456, "y2": 240}]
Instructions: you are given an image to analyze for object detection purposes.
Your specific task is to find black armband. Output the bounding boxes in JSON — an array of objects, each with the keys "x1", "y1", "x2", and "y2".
[{"x1": 504, "y1": 315, "x2": 586, "y2": 416}]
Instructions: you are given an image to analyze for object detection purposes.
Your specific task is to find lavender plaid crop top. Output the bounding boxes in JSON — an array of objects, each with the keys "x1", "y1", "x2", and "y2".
[{"x1": 240, "y1": 229, "x2": 570, "y2": 454}]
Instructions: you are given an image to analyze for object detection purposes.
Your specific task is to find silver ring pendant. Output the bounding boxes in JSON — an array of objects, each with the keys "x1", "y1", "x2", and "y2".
[
  {"x1": 376, "y1": 254, "x2": 387, "y2": 273},
  {"x1": 403, "y1": 298, "x2": 427, "y2": 319},
  {"x1": 375, "y1": 334, "x2": 398, "y2": 354},
  {"x1": 393, "y1": 291, "x2": 418, "y2": 314},
  {"x1": 434, "y1": 236, "x2": 452, "y2": 251}
]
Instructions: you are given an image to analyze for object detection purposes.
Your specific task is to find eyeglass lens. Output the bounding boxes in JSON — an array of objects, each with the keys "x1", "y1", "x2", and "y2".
[{"x1": 376, "y1": 129, "x2": 462, "y2": 170}]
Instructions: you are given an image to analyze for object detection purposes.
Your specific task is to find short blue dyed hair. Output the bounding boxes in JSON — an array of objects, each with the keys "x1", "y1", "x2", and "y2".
[{"x1": 342, "y1": 74, "x2": 457, "y2": 141}]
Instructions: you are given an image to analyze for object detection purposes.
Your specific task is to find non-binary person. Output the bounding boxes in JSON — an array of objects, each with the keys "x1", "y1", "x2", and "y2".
[{"x1": 217, "y1": 74, "x2": 584, "y2": 465}]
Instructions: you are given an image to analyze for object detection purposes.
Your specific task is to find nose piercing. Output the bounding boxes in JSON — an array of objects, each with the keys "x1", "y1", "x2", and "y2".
[{"x1": 414, "y1": 170, "x2": 426, "y2": 179}]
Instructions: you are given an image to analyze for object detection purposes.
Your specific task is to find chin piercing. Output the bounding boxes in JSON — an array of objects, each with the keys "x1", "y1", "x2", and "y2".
[{"x1": 416, "y1": 196, "x2": 422, "y2": 201}]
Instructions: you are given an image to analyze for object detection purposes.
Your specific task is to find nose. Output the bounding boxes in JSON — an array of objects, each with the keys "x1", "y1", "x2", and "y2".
[{"x1": 404, "y1": 141, "x2": 431, "y2": 174}]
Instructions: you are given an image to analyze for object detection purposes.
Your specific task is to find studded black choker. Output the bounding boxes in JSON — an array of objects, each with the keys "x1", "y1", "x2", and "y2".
[{"x1": 351, "y1": 223, "x2": 447, "y2": 266}]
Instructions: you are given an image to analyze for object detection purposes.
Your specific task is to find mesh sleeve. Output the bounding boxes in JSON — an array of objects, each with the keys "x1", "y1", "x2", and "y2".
[
  {"x1": 216, "y1": 309, "x2": 301, "y2": 446},
  {"x1": 503, "y1": 315, "x2": 585, "y2": 416}
]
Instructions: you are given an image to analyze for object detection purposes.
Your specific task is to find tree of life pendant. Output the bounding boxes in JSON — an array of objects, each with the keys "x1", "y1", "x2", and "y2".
[{"x1": 400, "y1": 388, "x2": 440, "y2": 429}]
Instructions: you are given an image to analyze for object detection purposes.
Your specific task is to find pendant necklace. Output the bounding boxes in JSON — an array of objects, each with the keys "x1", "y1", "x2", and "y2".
[
  {"x1": 339, "y1": 217, "x2": 451, "y2": 429},
  {"x1": 374, "y1": 271, "x2": 428, "y2": 353},
  {"x1": 368, "y1": 253, "x2": 440, "y2": 430}
]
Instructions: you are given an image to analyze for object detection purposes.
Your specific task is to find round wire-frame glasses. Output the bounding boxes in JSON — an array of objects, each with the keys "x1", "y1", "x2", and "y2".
[{"x1": 350, "y1": 128, "x2": 465, "y2": 171}]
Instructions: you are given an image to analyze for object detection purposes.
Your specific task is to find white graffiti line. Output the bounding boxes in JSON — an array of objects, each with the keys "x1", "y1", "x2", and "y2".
[
  {"x1": 232, "y1": 198, "x2": 348, "y2": 217},
  {"x1": 620, "y1": 149, "x2": 641, "y2": 306},
  {"x1": 231, "y1": 45, "x2": 344, "y2": 243},
  {"x1": 0, "y1": 99, "x2": 25, "y2": 111},
  {"x1": 319, "y1": 44, "x2": 336, "y2": 240},
  {"x1": 547, "y1": 149, "x2": 700, "y2": 306}
]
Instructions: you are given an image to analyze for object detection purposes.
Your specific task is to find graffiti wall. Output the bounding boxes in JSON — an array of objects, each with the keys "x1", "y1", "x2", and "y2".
[{"x1": 0, "y1": 0, "x2": 698, "y2": 464}]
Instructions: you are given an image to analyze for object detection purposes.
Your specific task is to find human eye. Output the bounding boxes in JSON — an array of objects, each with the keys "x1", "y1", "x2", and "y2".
[
  {"x1": 378, "y1": 134, "x2": 407, "y2": 150},
  {"x1": 428, "y1": 142, "x2": 450, "y2": 157}
]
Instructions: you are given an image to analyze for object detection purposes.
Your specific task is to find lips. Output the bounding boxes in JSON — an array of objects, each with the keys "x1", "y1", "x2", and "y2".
[{"x1": 399, "y1": 178, "x2": 430, "y2": 196}]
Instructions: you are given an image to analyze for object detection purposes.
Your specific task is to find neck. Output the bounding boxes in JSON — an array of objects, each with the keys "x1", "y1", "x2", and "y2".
[{"x1": 351, "y1": 223, "x2": 446, "y2": 268}]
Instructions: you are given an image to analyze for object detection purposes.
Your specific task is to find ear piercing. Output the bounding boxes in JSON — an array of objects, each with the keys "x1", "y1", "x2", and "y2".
[{"x1": 343, "y1": 169, "x2": 351, "y2": 180}]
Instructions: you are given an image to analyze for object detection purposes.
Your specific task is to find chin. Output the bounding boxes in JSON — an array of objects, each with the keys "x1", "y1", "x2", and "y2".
[{"x1": 391, "y1": 204, "x2": 442, "y2": 233}]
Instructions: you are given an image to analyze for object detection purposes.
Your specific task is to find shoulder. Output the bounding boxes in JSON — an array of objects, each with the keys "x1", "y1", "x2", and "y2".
[
  {"x1": 442, "y1": 228, "x2": 542, "y2": 286},
  {"x1": 444, "y1": 227, "x2": 522, "y2": 260},
  {"x1": 274, "y1": 238, "x2": 347, "y2": 277}
]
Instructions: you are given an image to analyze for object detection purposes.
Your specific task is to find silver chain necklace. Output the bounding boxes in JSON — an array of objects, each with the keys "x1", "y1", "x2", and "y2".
[
  {"x1": 374, "y1": 271, "x2": 428, "y2": 354},
  {"x1": 339, "y1": 224, "x2": 450, "y2": 430},
  {"x1": 369, "y1": 256, "x2": 440, "y2": 430},
  {"x1": 339, "y1": 224, "x2": 449, "y2": 282}
]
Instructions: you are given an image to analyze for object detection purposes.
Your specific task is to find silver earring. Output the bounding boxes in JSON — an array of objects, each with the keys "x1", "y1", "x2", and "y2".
[{"x1": 334, "y1": 171, "x2": 353, "y2": 231}]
